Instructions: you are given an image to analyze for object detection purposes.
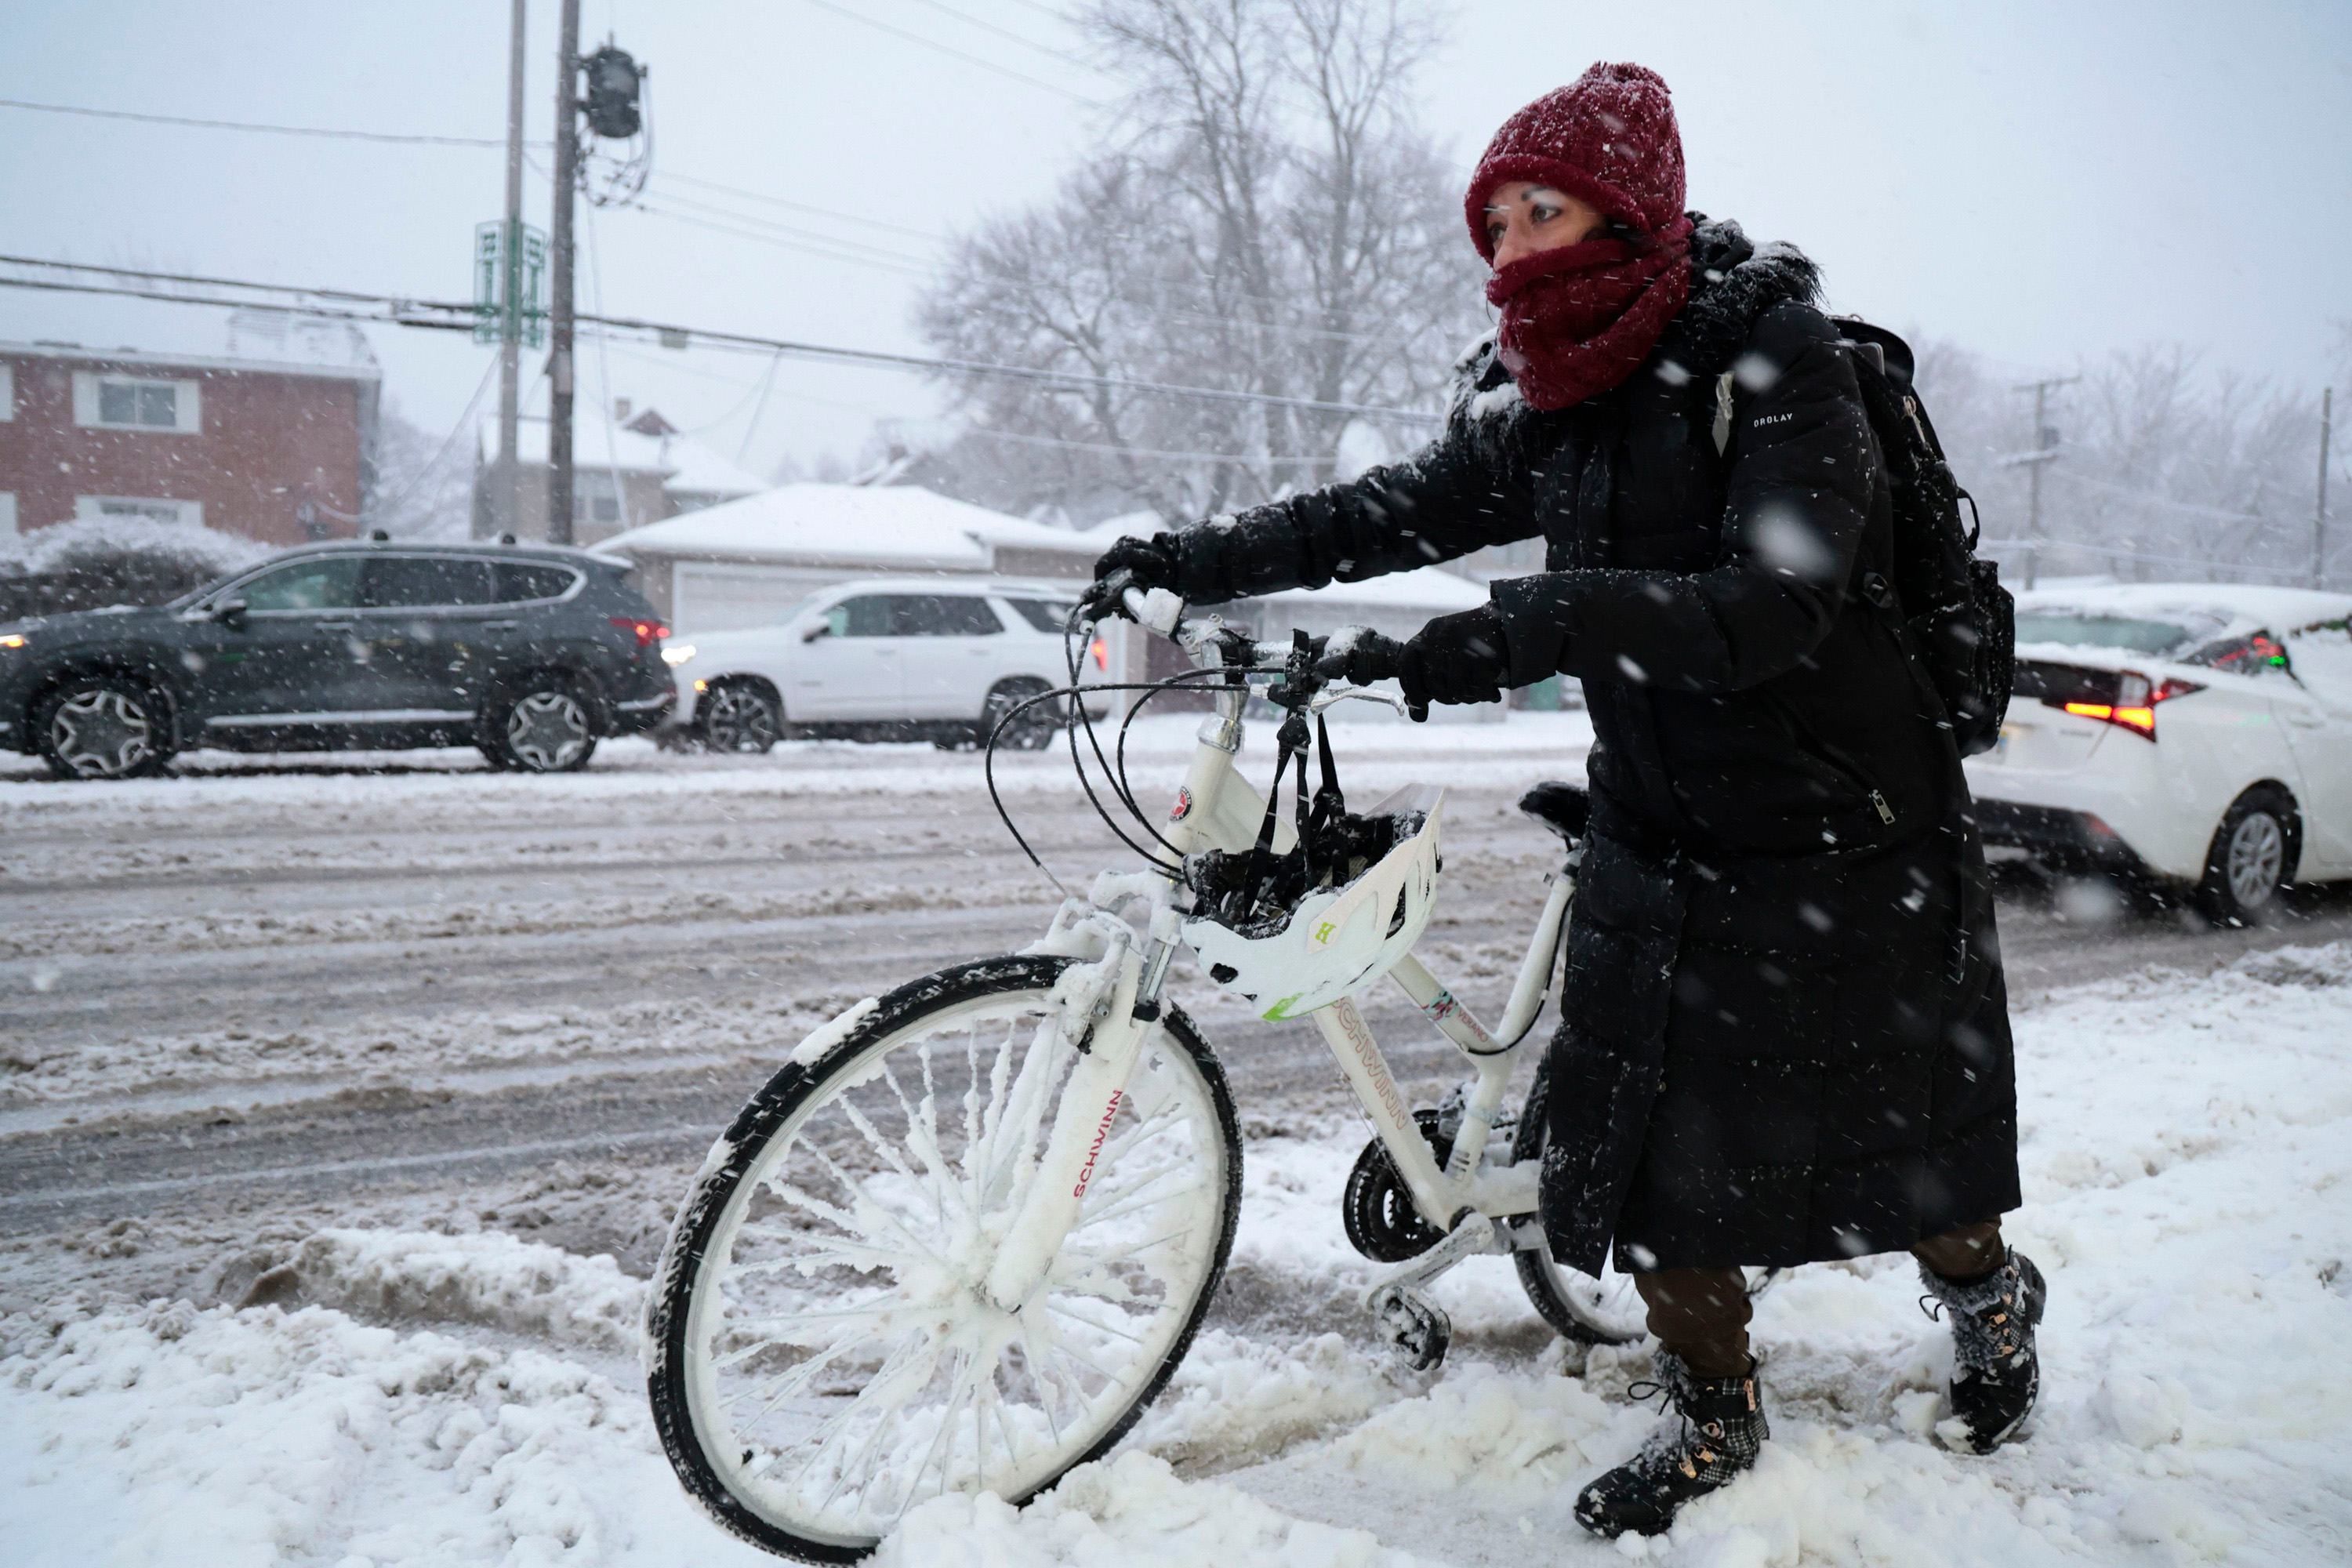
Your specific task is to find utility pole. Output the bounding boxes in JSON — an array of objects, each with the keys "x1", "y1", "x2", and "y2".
[
  {"x1": 2006, "y1": 375, "x2": 2080, "y2": 590},
  {"x1": 485, "y1": 0, "x2": 527, "y2": 541},
  {"x1": 547, "y1": 0, "x2": 582, "y2": 545},
  {"x1": 2318, "y1": 386, "x2": 2334, "y2": 590}
]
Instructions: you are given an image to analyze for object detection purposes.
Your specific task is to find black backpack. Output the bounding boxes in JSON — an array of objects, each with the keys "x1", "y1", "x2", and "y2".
[{"x1": 1714, "y1": 318, "x2": 2014, "y2": 757}]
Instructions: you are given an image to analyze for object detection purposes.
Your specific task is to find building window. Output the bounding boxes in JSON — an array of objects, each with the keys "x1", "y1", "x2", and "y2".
[
  {"x1": 575, "y1": 469, "x2": 624, "y2": 527},
  {"x1": 75, "y1": 496, "x2": 204, "y2": 528},
  {"x1": 0, "y1": 492, "x2": 16, "y2": 537},
  {"x1": 0, "y1": 362, "x2": 13, "y2": 422},
  {"x1": 71, "y1": 372, "x2": 201, "y2": 433}
]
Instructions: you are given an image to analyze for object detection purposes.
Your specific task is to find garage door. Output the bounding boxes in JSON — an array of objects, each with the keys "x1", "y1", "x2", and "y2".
[{"x1": 670, "y1": 564, "x2": 844, "y2": 635}]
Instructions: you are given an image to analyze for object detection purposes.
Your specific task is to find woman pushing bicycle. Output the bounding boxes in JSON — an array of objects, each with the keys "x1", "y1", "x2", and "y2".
[{"x1": 1089, "y1": 62, "x2": 2042, "y2": 1539}]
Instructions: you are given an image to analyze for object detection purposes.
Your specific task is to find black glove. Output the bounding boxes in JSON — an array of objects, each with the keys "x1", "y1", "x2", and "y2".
[
  {"x1": 1399, "y1": 605, "x2": 1508, "y2": 713},
  {"x1": 1084, "y1": 534, "x2": 1182, "y2": 621}
]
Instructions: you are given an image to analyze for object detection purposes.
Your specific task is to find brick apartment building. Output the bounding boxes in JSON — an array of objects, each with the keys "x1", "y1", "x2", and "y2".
[{"x1": 0, "y1": 310, "x2": 382, "y2": 548}]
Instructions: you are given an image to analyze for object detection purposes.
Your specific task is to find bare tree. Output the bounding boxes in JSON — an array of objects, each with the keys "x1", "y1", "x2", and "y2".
[
  {"x1": 913, "y1": 0, "x2": 1483, "y2": 524},
  {"x1": 366, "y1": 401, "x2": 478, "y2": 540},
  {"x1": 1918, "y1": 340, "x2": 2336, "y2": 586}
]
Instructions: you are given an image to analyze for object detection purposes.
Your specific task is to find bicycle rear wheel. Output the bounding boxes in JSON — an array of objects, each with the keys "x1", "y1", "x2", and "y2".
[
  {"x1": 646, "y1": 956, "x2": 1240, "y2": 1561},
  {"x1": 1510, "y1": 1062, "x2": 1649, "y2": 1345}
]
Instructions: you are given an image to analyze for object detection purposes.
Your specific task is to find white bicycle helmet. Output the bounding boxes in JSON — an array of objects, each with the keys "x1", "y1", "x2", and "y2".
[{"x1": 1181, "y1": 779, "x2": 1446, "y2": 1022}]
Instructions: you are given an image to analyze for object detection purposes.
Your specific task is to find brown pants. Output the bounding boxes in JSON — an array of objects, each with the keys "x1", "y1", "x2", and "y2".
[{"x1": 1635, "y1": 1221, "x2": 2005, "y2": 1377}]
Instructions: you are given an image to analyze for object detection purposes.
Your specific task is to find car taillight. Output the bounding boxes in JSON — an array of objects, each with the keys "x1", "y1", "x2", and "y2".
[
  {"x1": 2059, "y1": 673, "x2": 2201, "y2": 740},
  {"x1": 1088, "y1": 637, "x2": 1109, "y2": 671},
  {"x1": 610, "y1": 617, "x2": 668, "y2": 649}
]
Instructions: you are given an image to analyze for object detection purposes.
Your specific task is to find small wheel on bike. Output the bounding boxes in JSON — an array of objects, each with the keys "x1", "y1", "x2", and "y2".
[
  {"x1": 645, "y1": 955, "x2": 1242, "y2": 1560},
  {"x1": 1508, "y1": 1064, "x2": 1650, "y2": 1345}
]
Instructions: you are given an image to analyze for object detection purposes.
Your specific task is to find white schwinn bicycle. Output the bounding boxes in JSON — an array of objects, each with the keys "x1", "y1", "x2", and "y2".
[{"x1": 644, "y1": 587, "x2": 1661, "y2": 1562}]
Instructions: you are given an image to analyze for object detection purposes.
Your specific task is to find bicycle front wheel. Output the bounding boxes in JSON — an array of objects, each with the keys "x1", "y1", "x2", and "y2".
[{"x1": 646, "y1": 955, "x2": 1241, "y2": 1562}]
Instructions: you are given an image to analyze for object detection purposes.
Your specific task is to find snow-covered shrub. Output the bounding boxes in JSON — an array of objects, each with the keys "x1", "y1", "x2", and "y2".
[{"x1": 0, "y1": 516, "x2": 270, "y2": 620}]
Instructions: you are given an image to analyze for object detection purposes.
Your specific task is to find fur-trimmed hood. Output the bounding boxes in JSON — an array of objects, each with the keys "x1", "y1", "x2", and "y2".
[{"x1": 1448, "y1": 215, "x2": 1821, "y2": 427}]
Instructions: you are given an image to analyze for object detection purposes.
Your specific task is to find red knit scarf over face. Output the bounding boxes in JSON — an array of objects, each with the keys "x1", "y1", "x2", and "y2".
[{"x1": 1486, "y1": 216, "x2": 1693, "y2": 411}]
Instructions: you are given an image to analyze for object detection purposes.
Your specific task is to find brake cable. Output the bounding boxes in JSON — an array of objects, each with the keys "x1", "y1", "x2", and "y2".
[{"x1": 980, "y1": 668, "x2": 1278, "y2": 891}]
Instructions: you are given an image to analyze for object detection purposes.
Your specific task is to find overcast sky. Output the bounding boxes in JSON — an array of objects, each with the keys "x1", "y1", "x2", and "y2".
[{"x1": 5, "y1": 0, "x2": 2347, "y2": 489}]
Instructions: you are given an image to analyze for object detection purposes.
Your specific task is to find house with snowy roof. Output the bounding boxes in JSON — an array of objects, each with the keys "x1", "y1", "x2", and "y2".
[
  {"x1": 471, "y1": 401, "x2": 768, "y2": 548},
  {"x1": 592, "y1": 481, "x2": 1099, "y2": 633}
]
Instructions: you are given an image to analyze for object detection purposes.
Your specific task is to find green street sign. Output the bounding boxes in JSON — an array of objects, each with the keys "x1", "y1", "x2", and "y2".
[{"x1": 474, "y1": 219, "x2": 548, "y2": 349}]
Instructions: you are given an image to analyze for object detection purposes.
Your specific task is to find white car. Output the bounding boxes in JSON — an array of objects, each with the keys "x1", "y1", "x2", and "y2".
[
  {"x1": 1965, "y1": 583, "x2": 2352, "y2": 922},
  {"x1": 662, "y1": 576, "x2": 1106, "y2": 752}
]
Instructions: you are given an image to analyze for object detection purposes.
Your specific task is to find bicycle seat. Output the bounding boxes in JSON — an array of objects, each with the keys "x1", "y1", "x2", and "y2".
[{"x1": 1518, "y1": 781, "x2": 1588, "y2": 844}]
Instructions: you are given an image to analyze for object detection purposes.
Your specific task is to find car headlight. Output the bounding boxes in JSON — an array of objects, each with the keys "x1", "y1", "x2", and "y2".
[
  {"x1": 0, "y1": 634, "x2": 26, "y2": 650},
  {"x1": 662, "y1": 643, "x2": 697, "y2": 666}
]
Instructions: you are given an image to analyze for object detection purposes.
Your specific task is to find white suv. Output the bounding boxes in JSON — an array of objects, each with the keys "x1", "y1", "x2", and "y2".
[{"x1": 663, "y1": 577, "x2": 1105, "y2": 752}]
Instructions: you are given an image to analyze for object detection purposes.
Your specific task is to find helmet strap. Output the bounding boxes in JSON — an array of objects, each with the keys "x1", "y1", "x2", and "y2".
[{"x1": 1308, "y1": 714, "x2": 1346, "y2": 859}]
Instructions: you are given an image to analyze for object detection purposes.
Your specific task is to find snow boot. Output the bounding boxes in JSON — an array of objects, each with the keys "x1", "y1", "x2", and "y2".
[
  {"x1": 1920, "y1": 1247, "x2": 2046, "y2": 1454},
  {"x1": 1573, "y1": 1352, "x2": 1767, "y2": 1538}
]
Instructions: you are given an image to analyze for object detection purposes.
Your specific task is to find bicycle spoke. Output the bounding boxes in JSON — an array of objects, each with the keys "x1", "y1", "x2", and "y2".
[
  {"x1": 879, "y1": 1058, "x2": 965, "y2": 1229},
  {"x1": 1076, "y1": 1175, "x2": 1208, "y2": 1232},
  {"x1": 1014, "y1": 1323, "x2": 1066, "y2": 1451},
  {"x1": 1042, "y1": 1299, "x2": 1149, "y2": 1345},
  {"x1": 662, "y1": 976, "x2": 1235, "y2": 1548}
]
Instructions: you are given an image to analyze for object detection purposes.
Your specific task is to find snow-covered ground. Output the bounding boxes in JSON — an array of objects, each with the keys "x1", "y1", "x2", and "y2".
[{"x1": 8, "y1": 941, "x2": 2350, "y2": 1566}]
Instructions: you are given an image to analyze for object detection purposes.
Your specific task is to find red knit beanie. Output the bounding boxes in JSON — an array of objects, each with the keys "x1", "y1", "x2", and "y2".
[{"x1": 1465, "y1": 63, "x2": 1686, "y2": 258}]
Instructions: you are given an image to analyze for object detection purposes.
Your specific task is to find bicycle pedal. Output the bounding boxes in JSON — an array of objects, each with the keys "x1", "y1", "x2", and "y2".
[{"x1": 1368, "y1": 1283, "x2": 1451, "y2": 1372}]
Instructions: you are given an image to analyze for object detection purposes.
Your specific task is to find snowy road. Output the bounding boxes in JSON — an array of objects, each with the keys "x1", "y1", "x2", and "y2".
[
  {"x1": 4, "y1": 721, "x2": 2346, "y2": 1238},
  {"x1": 5, "y1": 718, "x2": 2352, "y2": 1565}
]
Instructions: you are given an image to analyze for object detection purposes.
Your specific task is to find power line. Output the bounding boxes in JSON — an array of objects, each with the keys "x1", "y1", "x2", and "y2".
[
  {"x1": 578, "y1": 308, "x2": 1439, "y2": 425},
  {"x1": 2045, "y1": 469, "x2": 2265, "y2": 524},
  {"x1": 797, "y1": 0, "x2": 1099, "y2": 103},
  {"x1": 893, "y1": 0, "x2": 1105, "y2": 71},
  {"x1": 0, "y1": 256, "x2": 1442, "y2": 426},
  {"x1": 597, "y1": 341, "x2": 1348, "y2": 463},
  {"x1": 651, "y1": 171, "x2": 946, "y2": 243},
  {"x1": 630, "y1": 202, "x2": 934, "y2": 276},
  {"x1": 0, "y1": 95, "x2": 524, "y2": 147},
  {"x1": 999, "y1": 0, "x2": 1083, "y2": 25},
  {"x1": 634, "y1": 191, "x2": 931, "y2": 267},
  {"x1": 0, "y1": 271, "x2": 476, "y2": 332},
  {"x1": 0, "y1": 252, "x2": 475, "y2": 314},
  {"x1": 2, "y1": 93, "x2": 1436, "y2": 352}
]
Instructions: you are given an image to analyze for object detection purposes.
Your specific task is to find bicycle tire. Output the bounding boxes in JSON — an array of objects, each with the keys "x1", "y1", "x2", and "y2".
[
  {"x1": 1508, "y1": 1060, "x2": 1650, "y2": 1345},
  {"x1": 646, "y1": 955, "x2": 1241, "y2": 1562}
]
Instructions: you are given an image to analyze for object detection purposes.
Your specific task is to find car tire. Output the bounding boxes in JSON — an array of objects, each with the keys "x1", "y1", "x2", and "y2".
[
  {"x1": 480, "y1": 673, "x2": 599, "y2": 774},
  {"x1": 982, "y1": 678, "x2": 1059, "y2": 752},
  {"x1": 2194, "y1": 785, "x2": 2300, "y2": 927},
  {"x1": 34, "y1": 674, "x2": 176, "y2": 781},
  {"x1": 696, "y1": 678, "x2": 782, "y2": 754}
]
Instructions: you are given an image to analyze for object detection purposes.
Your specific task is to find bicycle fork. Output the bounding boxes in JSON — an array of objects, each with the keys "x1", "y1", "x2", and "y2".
[{"x1": 981, "y1": 915, "x2": 1177, "y2": 1313}]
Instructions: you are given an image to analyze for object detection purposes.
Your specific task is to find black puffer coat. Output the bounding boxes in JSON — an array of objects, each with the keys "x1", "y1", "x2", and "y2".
[{"x1": 1167, "y1": 220, "x2": 2020, "y2": 1274}]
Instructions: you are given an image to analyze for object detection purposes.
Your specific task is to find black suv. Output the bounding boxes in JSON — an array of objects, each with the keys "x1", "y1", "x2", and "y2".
[{"x1": 0, "y1": 540, "x2": 676, "y2": 779}]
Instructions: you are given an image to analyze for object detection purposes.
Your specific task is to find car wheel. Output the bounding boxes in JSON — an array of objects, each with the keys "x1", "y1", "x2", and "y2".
[
  {"x1": 2195, "y1": 785, "x2": 2300, "y2": 926},
  {"x1": 698, "y1": 680, "x2": 781, "y2": 754},
  {"x1": 481, "y1": 674, "x2": 599, "y2": 774},
  {"x1": 35, "y1": 676, "x2": 176, "y2": 781},
  {"x1": 982, "y1": 679, "x2": 1059, "y2": 752}
]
